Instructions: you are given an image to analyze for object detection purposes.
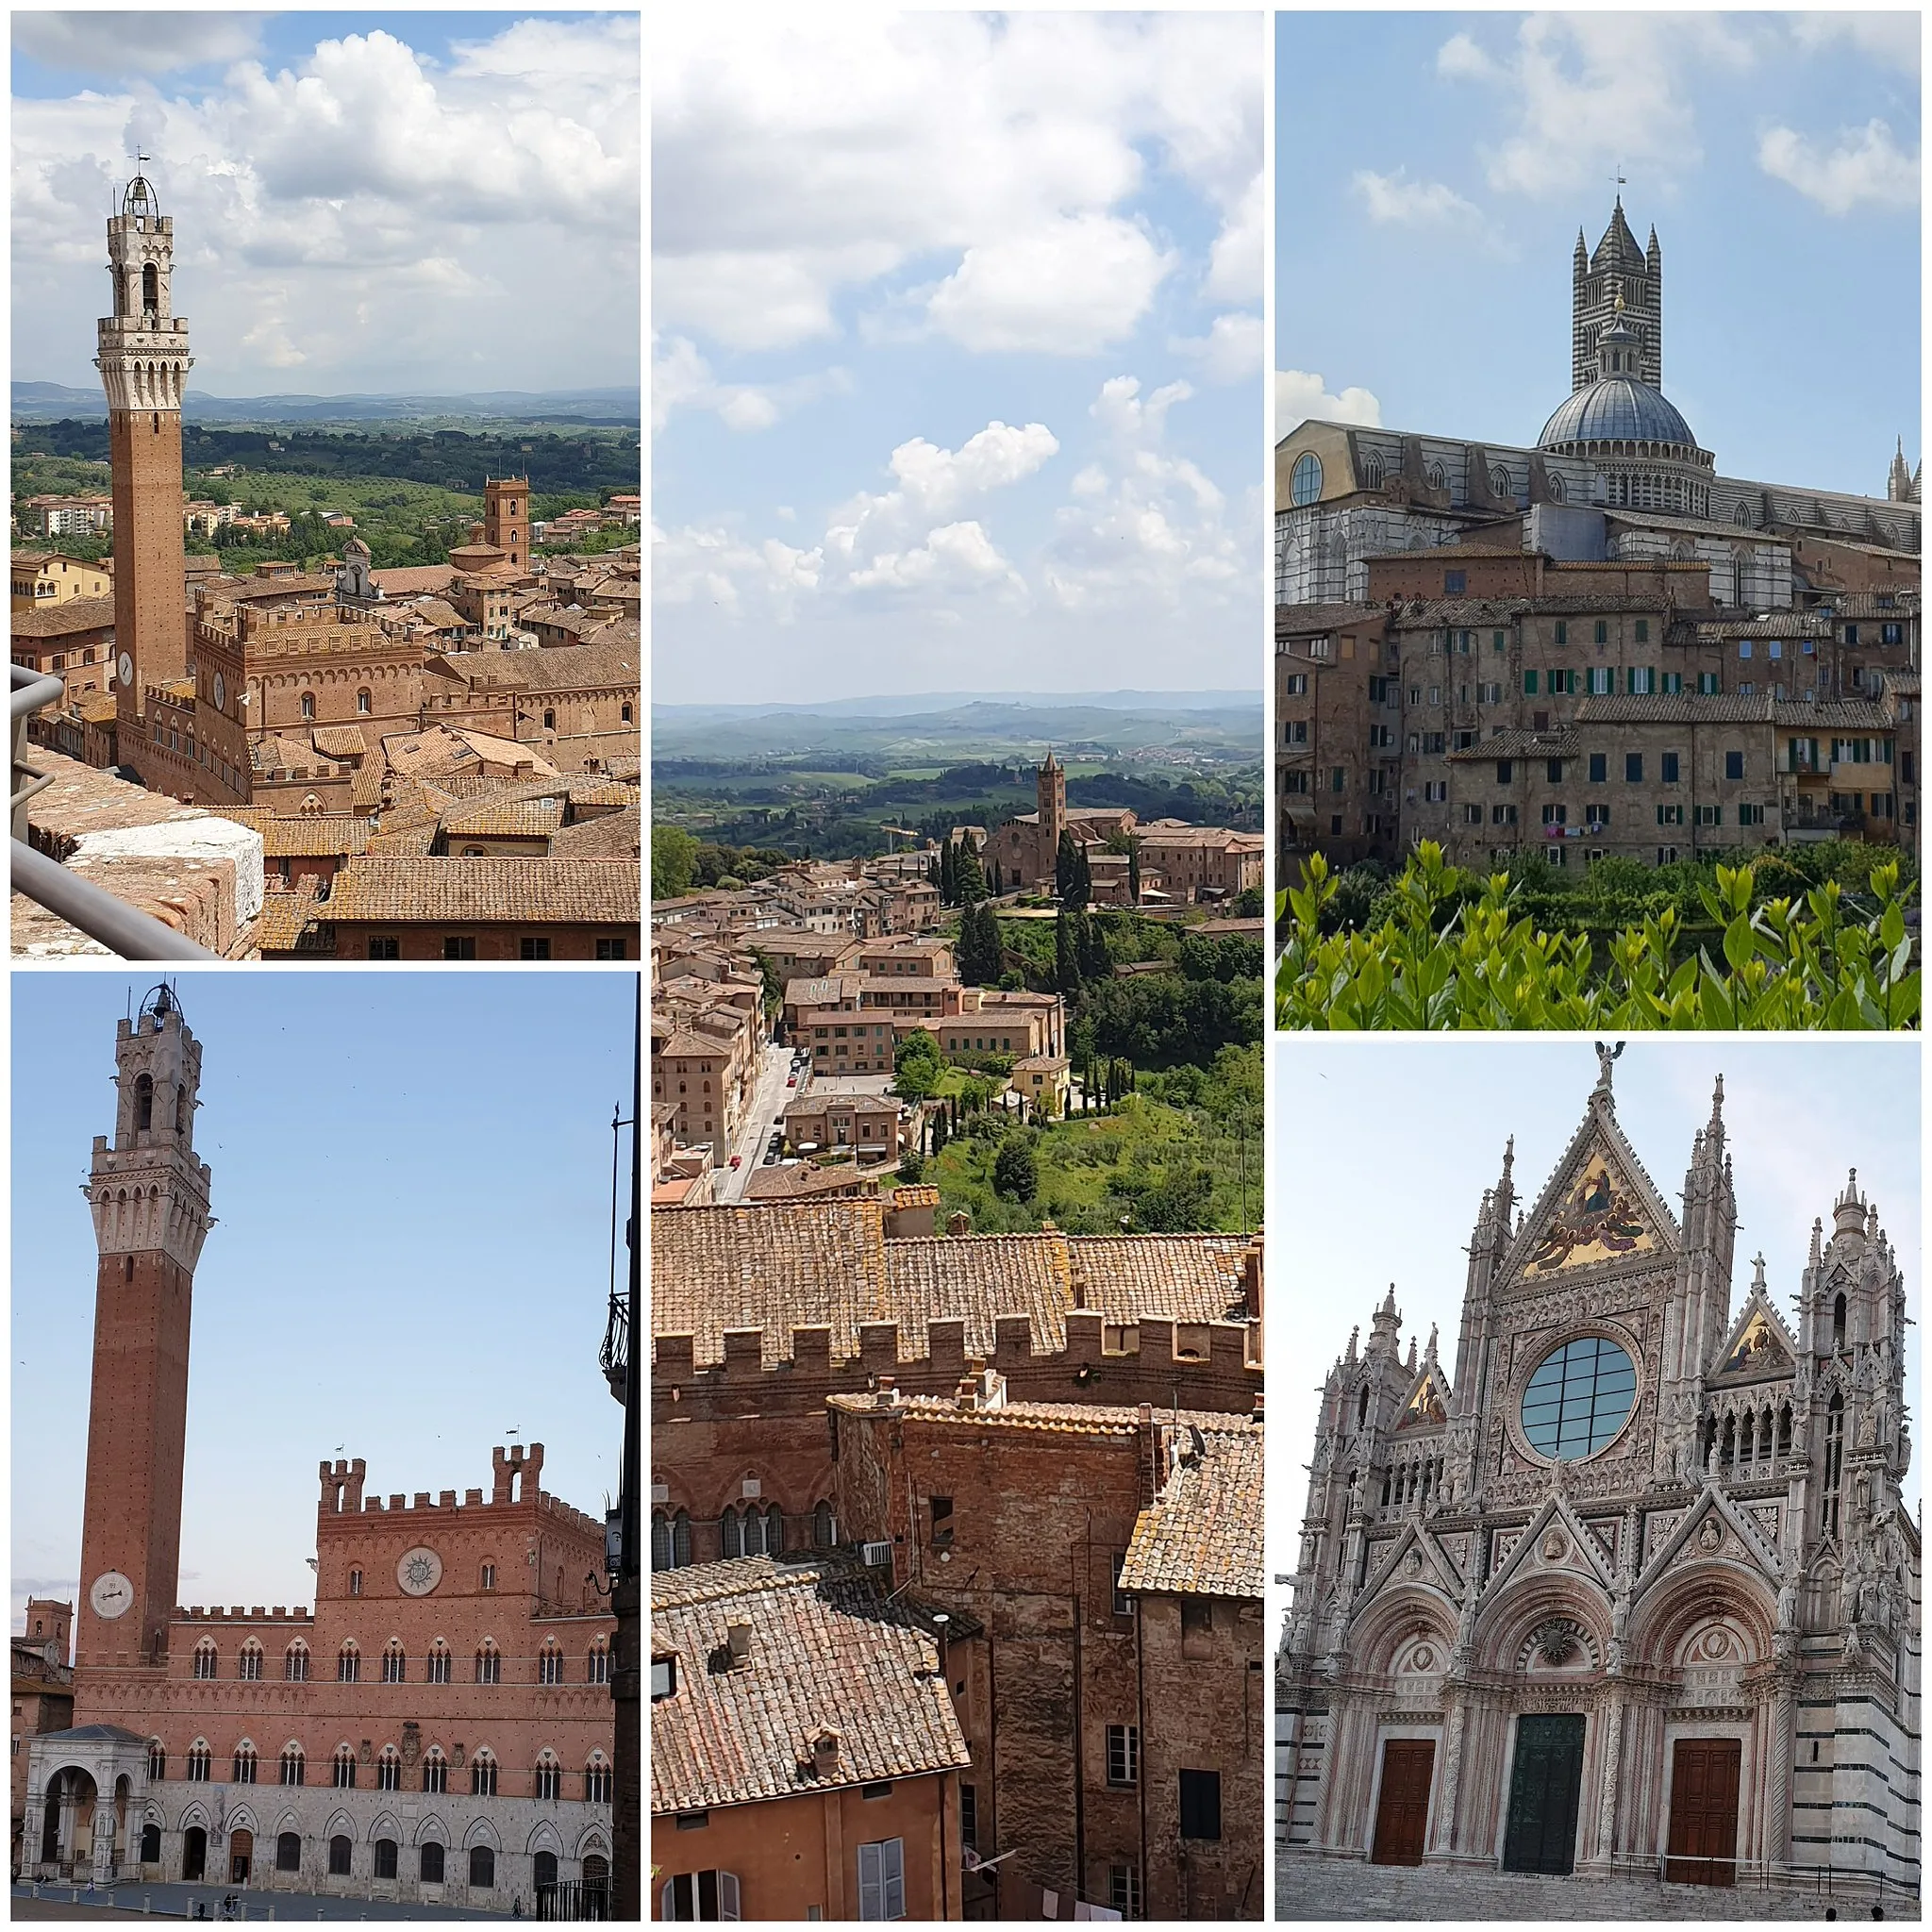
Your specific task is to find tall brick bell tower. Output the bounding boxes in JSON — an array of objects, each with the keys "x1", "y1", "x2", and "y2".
[
  {"x1": 97, "y1": 164, "x2": 192, "y2": 780},
  {"x1": 75, "y1": 983, "x2": 212, "y2": 1692}
]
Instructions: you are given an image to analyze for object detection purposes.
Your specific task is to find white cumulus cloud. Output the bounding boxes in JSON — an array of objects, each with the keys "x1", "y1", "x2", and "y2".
[
  {"x1": 1758, "y1": 120, "x2": 1920, "y2": 214},
  {"x1": 1439, "y1": 14, "x2": 1752, "y2": 198},
  {"x1": 13, "y1": 17, "x2": 639, "y2": 391},
  {"x1": 1354, "y1": 168, "x2": 1480, "y2": 225},
  {"x1": 652, "y1": 11, "x2": 1259, "y2": 353},
  {"x1": 1172, "y1": 311, "x2": 1263, "y2": 384},
  {"x1": 1276, "y1": 370, "x2": 1382, "y2": 431}
]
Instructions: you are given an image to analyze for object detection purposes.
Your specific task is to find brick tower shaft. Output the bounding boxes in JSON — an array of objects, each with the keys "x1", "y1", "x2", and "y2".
[
  {"x1": 75, "y1": 986, "x2": 212, "y2": 1690},
  {"x1": 95, "y1": 168, "x2": 192, "y2": 766}
]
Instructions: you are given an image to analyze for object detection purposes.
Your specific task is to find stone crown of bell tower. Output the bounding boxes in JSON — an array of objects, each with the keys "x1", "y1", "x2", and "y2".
[
  {"x1": 88, "y1": 983, "x2": 213, "y2": 1274},
  {"x1": 96, "y1": 168, "x2": 193, "y2": 412}
]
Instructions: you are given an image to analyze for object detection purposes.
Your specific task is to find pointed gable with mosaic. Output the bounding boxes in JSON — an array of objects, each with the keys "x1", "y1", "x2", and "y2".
[{"x1": 1278, "y1": 1048, "x2": 1919, "y2": 1905}]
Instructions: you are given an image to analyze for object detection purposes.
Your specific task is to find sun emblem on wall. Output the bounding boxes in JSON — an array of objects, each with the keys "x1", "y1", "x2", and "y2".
[
  {"x1": 396, "y1": 1546, "x2": 443, "y2": 1596},
  {"x1": 1526, "y1": 1153, "x2": 1654, "y2": 1274}
]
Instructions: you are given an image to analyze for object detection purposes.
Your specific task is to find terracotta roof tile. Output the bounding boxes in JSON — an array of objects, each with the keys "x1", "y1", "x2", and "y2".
[
  {"x1": 1120, "y1": 1424, "x2": 1264, "y2": 1599},
  {"x1": 441, "y1": 796, "x2": 566, "y2": 840},
  {"x1": 651, "y1": 1204, "x2": 1254, "y2": 1368},
  {"x1": 650, "y1": 1556, "x2": 969, "y2": 1815},
  {"x1": 323, "y1": 857, "x2": 638, "y2": 924},
  {"x1": 10, "y1": 596, "x2": 116, "y2": 638}
]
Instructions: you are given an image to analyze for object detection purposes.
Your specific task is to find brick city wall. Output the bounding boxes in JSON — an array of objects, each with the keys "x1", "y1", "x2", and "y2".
[{"x1": 652, "y1": 1311, "x2": 1260, "y2": 1558}]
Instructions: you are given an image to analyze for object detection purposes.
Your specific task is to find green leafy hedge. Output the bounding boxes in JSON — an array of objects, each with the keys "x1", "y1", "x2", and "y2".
[{"x1": 1275, "y1": 843, "x2": 1918, "y2": 1030}]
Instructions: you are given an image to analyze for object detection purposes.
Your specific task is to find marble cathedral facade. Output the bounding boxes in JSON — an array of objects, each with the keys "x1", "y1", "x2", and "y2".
[{"x1": 1277, "y1": 1055, "x2": 1919, "y2": 1906}]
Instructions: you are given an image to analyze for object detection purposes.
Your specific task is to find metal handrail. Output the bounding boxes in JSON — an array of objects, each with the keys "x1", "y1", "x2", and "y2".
[{"x1": 9, "y1": 664, "x2": 218, "y2": 959}]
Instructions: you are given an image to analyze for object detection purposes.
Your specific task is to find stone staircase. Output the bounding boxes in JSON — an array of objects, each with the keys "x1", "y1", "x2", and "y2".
[{"x1": 1275, "y1": 1856, "x2": 1919, "y2": 1922}]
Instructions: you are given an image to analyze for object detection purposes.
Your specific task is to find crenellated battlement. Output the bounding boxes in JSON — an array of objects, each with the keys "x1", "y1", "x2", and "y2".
[
  {"x1": 316, "y1": 1446, "x2": 600, "y2": 1540},
  {"x1": 653, "y1": 1312, "x2": 1259, "y2": 1383},
  {"x1": 172, "y1": 1605, "x2": 311, "y2": 1624}
]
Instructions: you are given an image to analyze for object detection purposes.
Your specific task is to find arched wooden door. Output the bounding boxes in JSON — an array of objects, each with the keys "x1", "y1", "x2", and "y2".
[{"x1": 229, "y1": 1826, "x2": 254, "y2": 1884}]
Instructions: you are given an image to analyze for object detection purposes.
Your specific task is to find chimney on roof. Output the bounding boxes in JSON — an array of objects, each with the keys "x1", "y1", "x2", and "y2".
[
  {"x1": 809, "y1": 1727, "x2": 841, "y2": 1773},
  {"x1": 874, "y1": 1376, "x2": 899, "y2": 1409},
  {"x1": 947, "y1": 1211, "x2": 971, "y2": 1237},
  {"x1": 724, "y1": 1620, "x2": 753, "y2": 1667}
]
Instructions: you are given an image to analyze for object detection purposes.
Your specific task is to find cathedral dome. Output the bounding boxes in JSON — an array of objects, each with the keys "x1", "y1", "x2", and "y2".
[{"x1": 1538, "y1": 377, "x2": 1698, "y2": 454}]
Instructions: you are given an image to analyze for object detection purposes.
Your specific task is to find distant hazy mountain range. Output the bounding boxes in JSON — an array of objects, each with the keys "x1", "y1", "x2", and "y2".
[
  {"x1": 12, "y1": 382, "x2": 641, "y2": 424},
  {"x1": 658, "y1": 691, "x2": 1259, "y2": 721},
  {"x1": 652, "y1": 694, "x2": 1263, "y2": 761}
]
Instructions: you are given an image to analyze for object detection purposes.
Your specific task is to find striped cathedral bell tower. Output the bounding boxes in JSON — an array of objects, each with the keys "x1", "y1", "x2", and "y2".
[
  {"x1": 96, "y1": 162, "x2": 193, "y2": 777},
  {"x1": 75, "y1": 985, "x2": 213, "y2": 1689}
]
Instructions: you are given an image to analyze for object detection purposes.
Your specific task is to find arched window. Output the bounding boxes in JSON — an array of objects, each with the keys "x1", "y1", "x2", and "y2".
[
  {"x1": 426, "y1": 1641, "x2": 452, "y2": 1684},
  {"x1": 141, "y1": 1820, "x2": 162, "y2": 1864},
  {"x1": 175, "y1": 1087, "x2": 188, "y2": 1135},
  {"x1": 238, "y1": 1641, "x2": 263, "y2": 1681},
  {"x1": 136, "y1": 1074, "x2": 155, "y2": 1131},
  {"x1": 1832, "y1": 1292, "x2": 1847, "y2": 1348},
  {"x1": 300, "y1": 692, "x2": 316, "y2": 720},
  {"x1": 328, "y1": 1835, "x2": 352, "y2": 1877},
  {"x1": 357, "y1": 689, "x2": 372, "y2": 715},
  {"x1": 376, "y1": 1746, "x2": 401, "y2": 1792},
  {"x1": 186, "y1": 1740, "x2": 212, "y2": 1782},
  {"x1": 375, "y1": 1838, "x2": 398, "y2": 1880},
  {"x1": 420, "y1": 1841, "x2": 446, "y2": 1884},
  {"x1": 280, "y1": 1744, "x2": 305, "y2": 1787},
  {"x1": 338, "y1": 1641, "x2": 360, "y2": 1683},
  {"x1": 1777, "y1": 1403, "x2": 1793, "y2": 1457},
  {"x1": 475, "y1": 1641, "x2": 501, "y2": 1685},
  {"x1": 470, "y1": 1846, "x2": 496, "y2": 1890},
  {"x1": 653, "y1": 1507, "x2": 696, "y2": 1570},
  {"x1": 481, "y1": 1563, "x2": 497, "y2": 1591},
  {"x1": 232, "y1": 1741, "x2": 258, "y2": 1784},
  {"x1": 535, "y1": 1850, "x2": 558, "y2": 1891},
  {"x1": 541, "y1": 708, "x2": 556, "y2": 731},
  {"x1": 539, "y1": 1642, "x2": 564, "y2": 1685},
  {"x1": 382, "y1": 1641, "x2": 406, "y2": 1683},
  {"x1": 811, "y1": 1501, "x2": 836, "y2": 1551},
  {"x1": 275, "y1": 1832, "x2": 300, "y2": 1874},
  {"x1": 349, "y1": 1568, "x2": 363, "y2": 1596},
  {"x1": 535, "y1": 1751, "x2": 561, "y2": 1800},
  {"x1": 471, "y1": 1750, "x2": 498, "y2": 1797},
  {"x1": 1359, "y1": 451, "x2": 1385, "y2": 490},
  {"x1": 1357, "y1": 1386, "x2": 1370, "y2": 1429},
  {"x1": 585, "y1": 1753, "x2": 612, "y2": 1804},
  {"x1": 587, "y1": 1641, "x2": 609, "y2": 1685},
  {"x1": 142, "y1": 262, "x2": 158, "y2": 312},
  {"x1": 285, "y1": 1641, "x2": 309, "y2": 1682},
  {"x1": 1290, "y1": 452, "x2": 1324, "y2": 506},
  {"x1": 621, "y1": 703, "x2": 634, "y2": 724},
  {"x1": 423, "y1": 1748, "x2": 449, "y2": 1795},
  {"x1": 332, "y1": 1745, "x2": 357, "y2": 1790},
  {"x1": 192, "y1": 1639, "x2": 217, "y2": 1679}
]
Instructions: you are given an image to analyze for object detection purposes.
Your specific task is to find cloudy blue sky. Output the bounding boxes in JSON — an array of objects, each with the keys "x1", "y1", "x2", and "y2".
[
  {"x1": 12, "y1": 10, "x2": 639, "y2": 393},
  {"x1": 653, "y1": 11, "x2": 1265, "y2": 703},
  {"x1": 12, "y1": 972, "x2": 637, "y2": 1633},
  {"x1": 1267, "y1": 1039, "x2": 1922, "y2": 1586},
  {"x1": 1275, "y1": 12, "x2": 1920, "y2": 498}
]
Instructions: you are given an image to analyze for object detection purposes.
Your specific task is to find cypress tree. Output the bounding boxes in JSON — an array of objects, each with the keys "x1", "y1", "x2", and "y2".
[{"x1": 1127, "y1": 837, "x2": 1141, "y2": 906}]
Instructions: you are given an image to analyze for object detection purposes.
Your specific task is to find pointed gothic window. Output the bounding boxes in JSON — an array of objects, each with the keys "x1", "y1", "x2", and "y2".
[
  {"x1": 376, "y1": 1746, "x2": 401, "y2": 1792},
  {"x1": 280, "y1": 1743, "x2": 305, "y2": 1787},
  {"x1": 426, "y1": 1641, "x2": 451, "y2": 1684},
  {"x1": 1824, "y1": 1393, "x2": 1845, "y2": 1538},
  {"x1": 332, "y1": 1745, "x2": 357, "y2": 1790},
  {"x1": 1832, "y1": 1292, "x2": 1847, "y2": 1348},
  {"x1": 186, "y1": 1740, "x2": 211, "y2": 1781},
  {"x1": 238, "y1": 1640, "x2": 262, "y2": 1680},
  {"x1": 285, "y1": 1641, "x2": 309, "y2": 1682},
  {"x1": 136, "y1": 1074, "x2": 154, "y2": 1132},
  {"x1": 423, "y1": 1748, "x2": 449, "y2": 1794},
  {"x1": 192, "y1": 1638, "x2": 217, "y2": 1680}
]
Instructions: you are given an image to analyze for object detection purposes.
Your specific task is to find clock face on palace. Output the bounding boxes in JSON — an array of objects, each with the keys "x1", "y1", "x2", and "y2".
[
  {"x1": 397, "y1": 1547, "x2": 442, "y2": 1596},
  {"x1": 91, "y1": 1571, "x2": 134, "y2": 1620},
  {"x1": 118, "y1": 652, "x2": 134, "y2": 689}
]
